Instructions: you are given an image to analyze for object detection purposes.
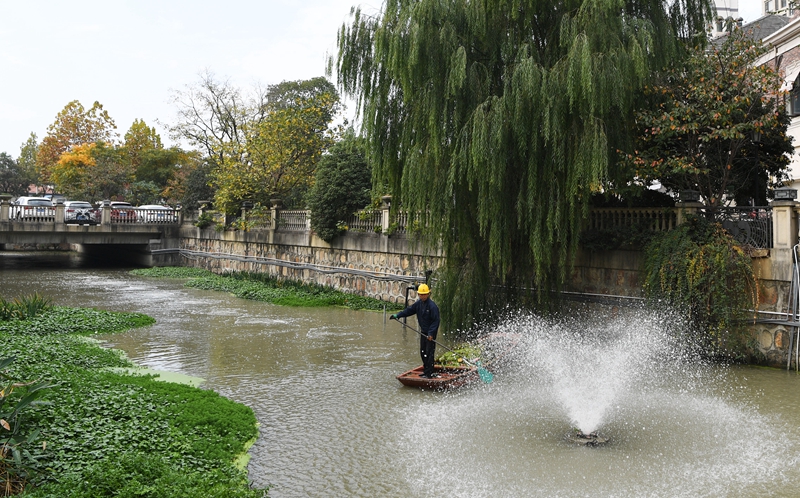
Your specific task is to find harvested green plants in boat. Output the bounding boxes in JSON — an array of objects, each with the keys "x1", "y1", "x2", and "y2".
[{"x1": 436, "y1": 344, "x2": 482, "y2": 367}]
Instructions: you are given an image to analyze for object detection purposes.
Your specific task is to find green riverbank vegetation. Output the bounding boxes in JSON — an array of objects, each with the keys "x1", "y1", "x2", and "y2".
[
  {"x1": 0, "y1": 294, "x2": 267, "y2": 497},
  {"x1": 130, "y1": 267, "x2": 404, "y2": 312}
]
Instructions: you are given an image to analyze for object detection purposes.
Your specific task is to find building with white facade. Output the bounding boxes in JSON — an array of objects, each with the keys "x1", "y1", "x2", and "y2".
[
  {"x1": 710, "y1": 0, "x2": 741, "y2": 37},
  {"x1": 757, "y1": 16, "x2": 800, "y2": 189},
  {"x1": 763, "y1": 0, "x2": 797, "y2": 17}
]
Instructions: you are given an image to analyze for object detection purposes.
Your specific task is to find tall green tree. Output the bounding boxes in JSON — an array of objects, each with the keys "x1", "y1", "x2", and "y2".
[
  {"x1": 621, "y1": 28, "x2": 792, "y2": 207},
  {"x1": 308, "y1": 131, "x2": 372, "y2": 241},
  {"x1": 0, "y1": 152, "x2": 35, "y2": 196},
  {"x1": 123, "y1": 119, "x2": 164, "y2": 171},
  {"x1": 179, "y1": 157, "x2": 216, "y2": 212},
  {"x1": 335, "y1": 0, "x2": 714, "y2": 330},
  {"x1": 17, "y1": 133, "x2": 39, "y2": 190}
]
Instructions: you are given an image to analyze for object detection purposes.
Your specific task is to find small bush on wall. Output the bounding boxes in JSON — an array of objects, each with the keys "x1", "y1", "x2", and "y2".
[{"x1": 643, "y1": 216, "x2": 758, "y2": 358}]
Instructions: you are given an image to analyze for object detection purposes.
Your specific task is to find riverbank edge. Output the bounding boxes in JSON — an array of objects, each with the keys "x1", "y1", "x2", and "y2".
[
  {"x1": 0, "y1": 306, "x2": 267, "y2": 497},
  {"x1": 129, "y1": 266, "x2": 406, "y2": 312}
]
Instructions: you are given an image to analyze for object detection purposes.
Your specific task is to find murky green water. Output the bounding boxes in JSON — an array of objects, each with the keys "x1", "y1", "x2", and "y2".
[{"x1": 3, "y1": 252, "x2": 800, "y2": 497}]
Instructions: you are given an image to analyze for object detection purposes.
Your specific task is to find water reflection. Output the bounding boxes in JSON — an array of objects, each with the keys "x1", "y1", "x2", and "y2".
[{"x1": 3, "y1": 254, "x2": 800, "y2": 497}]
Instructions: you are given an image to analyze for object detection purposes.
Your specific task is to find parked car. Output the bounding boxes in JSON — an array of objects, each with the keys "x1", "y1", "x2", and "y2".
[
  {"x1": 108, "y1": 201, "x2": 138, "y2": 223},
  {"x1": 64, "y1": 201, "x2": 98, "y2": 225},
  {"x1": 44, "y1": 193, "x2": 67, "y2": 205},
  {"x1": 138, "y1": 205, "x2": 178, "y2": 223},
  {"x1": 12, "y1": 197, "x2": 54, "y2": 221}
]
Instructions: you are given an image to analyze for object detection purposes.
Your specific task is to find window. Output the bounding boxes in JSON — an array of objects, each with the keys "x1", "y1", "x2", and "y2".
[
  {"x1": 766, "y1": 0, "x2": 772, "y2": 12},
  {"x1": 791, "y1": 80, "x2": 800, "y2": 117},
  {"x1": 782, "y1": 0, "x2": 787, "y2": 9}
]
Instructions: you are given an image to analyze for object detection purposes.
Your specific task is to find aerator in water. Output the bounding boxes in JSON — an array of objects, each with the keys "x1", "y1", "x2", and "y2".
[{"x1": 569, "y1": 430, "x2": 609, "y2": 446}]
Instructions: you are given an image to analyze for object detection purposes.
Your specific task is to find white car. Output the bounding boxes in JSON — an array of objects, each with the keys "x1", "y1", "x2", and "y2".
[
  {"x1": 64, "y1": 201, "x2": 98, "y2": 225},
  {"x1": 138, "y1": 205, "x2": 178, "y2": 223},
  {"x1": 108, "y1": 201, "x2": 138, "y2": 223},
  {"x1": 12, "y1": 197, "x2": 54, "y2": 221}
]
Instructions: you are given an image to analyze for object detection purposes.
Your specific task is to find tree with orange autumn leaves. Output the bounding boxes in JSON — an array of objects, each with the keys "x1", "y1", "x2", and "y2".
[
  {"x1": 620, "y1": 28, "x2": 792, "y2": 207},
  {"x1": 36, "y1": 101, "x2": 196, "y2": 203},
  {"x1": 36, "y1": 100, "x2": 118, "y2": 185}
]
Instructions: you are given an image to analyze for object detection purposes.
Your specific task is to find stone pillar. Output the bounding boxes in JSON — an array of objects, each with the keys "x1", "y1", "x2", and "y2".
[
  {"x1": 270, "y1": 198, "x2": 282, "y2": 230},
  {"x1": 0, "y1": 194, "x2": 11, "y2": 222},
  {"x1": 381, "y1": 195, "x2": 392, "y2": 233},
  {"x1": 241, "y1": 201, "x2": 253, "y2": 223},
  {"x1": 101, "y1": 199, "x2": 111, "y2": 225},
  {"x1": 55, "y1": 198, "x2": 65, "y2": 224},
  {"x1": 771, "y1": 200, "x2": 798, "y2": 250},
  {"x1": 197, "y1": 200, "x2": 210, "y2": 217},
  {"x1": 770, "y1": 188, "x2": 799, "y2": 283},
  {"x1": 676, "y1": 190, "x2": 702, "y2": 225}
]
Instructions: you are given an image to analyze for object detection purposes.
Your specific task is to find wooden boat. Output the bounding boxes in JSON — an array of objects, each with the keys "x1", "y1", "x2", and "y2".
[
  {"x1": 396, "y1": 365, "x2": 478, "y2": 389},
  {"x1": 396, "y1": 332, "x2": 523, "y2": 389}
]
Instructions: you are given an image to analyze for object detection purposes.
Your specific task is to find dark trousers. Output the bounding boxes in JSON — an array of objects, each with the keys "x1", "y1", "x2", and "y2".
[{"x1": 420, "y1": 334, "x2": 436, "y2": 376}]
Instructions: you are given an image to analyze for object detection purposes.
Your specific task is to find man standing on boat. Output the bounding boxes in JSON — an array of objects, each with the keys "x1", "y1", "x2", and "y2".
[{"x1": 390, "y1": 284, "x2": 441, "y2": 378}]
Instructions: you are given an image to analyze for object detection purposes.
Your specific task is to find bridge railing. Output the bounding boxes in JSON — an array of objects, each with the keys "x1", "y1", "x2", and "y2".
[
  {"x1": 0, "y1": 198, "x2": 182, "y2": 226},
  {"x1": 8, "y1": 205, "x2": 56, "y2": 223},
  {"x1": 134, "y1": 207, "x2": 180, "y2": 224}
]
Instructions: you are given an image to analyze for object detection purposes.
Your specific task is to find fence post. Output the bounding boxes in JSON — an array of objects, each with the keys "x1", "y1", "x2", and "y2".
[
  {"x1": 675, "y1": 190, "x2": 702, "y2": 226},
  {"x1": 241, "y1": 201, "x2": 253, "y2": 224},
  {"x1": 101, "y1": 200, "x2": 111, "y2": 225},
  {"x1": 54, "y1": 198, "x2": 65, "y2": 224},
  {"x1": 270, "y1": 198, "x2": 282, "y2": 230},
  {"x1": 0, "y1": 194, "x2": 10, "y2": 221},
  {"x1": 381, "y1": 195, "x2": 391, "y2": 233},
  {"x1": 771, "y1": 188, "x2": 799, "y2": 250}
]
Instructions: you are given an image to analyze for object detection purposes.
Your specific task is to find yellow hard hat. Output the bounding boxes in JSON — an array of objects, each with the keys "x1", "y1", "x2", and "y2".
[{"x1": 417, "y1": 284, "x2": 430, "y2": 295}]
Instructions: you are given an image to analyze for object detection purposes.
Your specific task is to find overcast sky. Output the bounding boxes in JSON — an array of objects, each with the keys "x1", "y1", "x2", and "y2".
[{"x1": 0, "y1": 0, "x2": 766, "y2": 157}]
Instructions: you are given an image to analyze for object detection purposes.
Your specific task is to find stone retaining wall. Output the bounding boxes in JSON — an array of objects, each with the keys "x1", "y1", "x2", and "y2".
[{"x1": 175, "y1": 227, "x2": 443, "y2": 304}]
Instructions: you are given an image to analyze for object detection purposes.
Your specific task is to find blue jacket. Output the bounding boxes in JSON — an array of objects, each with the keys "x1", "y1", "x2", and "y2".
[{"x1": 396, "y1": 298, "x2": 440, "y2": 336}]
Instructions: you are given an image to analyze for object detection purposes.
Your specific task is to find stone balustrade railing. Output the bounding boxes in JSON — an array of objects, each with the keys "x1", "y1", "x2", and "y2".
[{"x1": 0, "y1": 196, "x2": 182, "y2": 225}]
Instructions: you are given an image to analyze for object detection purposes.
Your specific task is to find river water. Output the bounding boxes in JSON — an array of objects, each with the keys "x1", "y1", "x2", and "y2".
[{"x1": 3, "y1": 252, "x2": 800, "y2": 497}]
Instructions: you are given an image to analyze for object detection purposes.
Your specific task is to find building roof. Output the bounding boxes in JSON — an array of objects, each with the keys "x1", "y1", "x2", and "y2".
[{"x1": 713, "y1": 14, "x2": 792, "y2": 46}]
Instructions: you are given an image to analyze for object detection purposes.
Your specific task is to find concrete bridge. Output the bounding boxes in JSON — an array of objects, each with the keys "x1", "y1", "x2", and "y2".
[{"x1": 0, "y1": 197, "x2": 181, "y2": 259}]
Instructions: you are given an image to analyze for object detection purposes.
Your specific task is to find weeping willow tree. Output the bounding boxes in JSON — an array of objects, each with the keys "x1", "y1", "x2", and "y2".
[{"x1": 334, "y1": 0, "x2": 713, "y2": 331}]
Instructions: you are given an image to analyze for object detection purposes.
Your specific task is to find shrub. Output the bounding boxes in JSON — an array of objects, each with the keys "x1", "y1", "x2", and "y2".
[
  {"x1": 643, "y1": 216, "x2": 758, "y2": 357},
  {"x1": 307, "y1": 132, "x2": 372, "y2": 242},
  {"x1": 0, "y1": 357, "x2": 54, "y2": 495},
  {"x1": 0, "y1": 294, "x2": 52, "y2": 322},
  {"x1": 194, "y1": 212, "x2": 214, "y2": 229}
]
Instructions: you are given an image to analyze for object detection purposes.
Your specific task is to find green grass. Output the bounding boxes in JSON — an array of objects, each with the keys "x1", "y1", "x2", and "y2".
[
  {"x1": 0, "y1": 307, "x2": 267, "y2": 497},
  {"x1": 129, "y1": 267, "x2": 215, "y2": 279},
  {"x1": 133, "y1": 267, "x2": 404, "y2": 312}
]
